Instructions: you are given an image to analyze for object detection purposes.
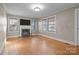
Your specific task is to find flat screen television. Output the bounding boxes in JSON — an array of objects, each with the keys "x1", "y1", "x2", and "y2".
[{"x1": 20, "y1": 19, "x2": 30, "y2": 25}]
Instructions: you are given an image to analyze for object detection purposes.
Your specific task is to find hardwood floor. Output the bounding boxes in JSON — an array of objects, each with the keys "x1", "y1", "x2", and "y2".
[{"x1": 4, "y1": 35, "x2": 78, "y2": 55}]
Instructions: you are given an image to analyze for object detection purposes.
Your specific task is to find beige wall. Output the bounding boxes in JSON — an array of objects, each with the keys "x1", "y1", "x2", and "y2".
[
  {"x1": 39, "y1": 7, "x2": 77, "y2": 45},
  {"x1": 7, "y1": 15, "x2": 38, "y2": 37},
  {"x1": 0, "y1": 4, "x2": 7, "y2": 54},
  {"x1": 56, "y1": 8, "x2": 75, "y2": 44}
]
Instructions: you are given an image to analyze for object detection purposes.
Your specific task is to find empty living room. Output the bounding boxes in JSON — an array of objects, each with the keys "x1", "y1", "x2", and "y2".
[{"x1": 0, "y1": 3, "x2": 79, "y2": 55}]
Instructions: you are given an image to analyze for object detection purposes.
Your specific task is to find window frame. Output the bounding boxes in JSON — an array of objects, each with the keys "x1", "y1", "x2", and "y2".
[{"x1": 47, "y1": 15, "x2": 56, "y2": 33}]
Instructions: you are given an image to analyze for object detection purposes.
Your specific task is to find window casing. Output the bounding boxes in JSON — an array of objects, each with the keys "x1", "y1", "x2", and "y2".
[
  {"x1": 48, "y1": 16, "x2": 56, "y2": 33},
  {"x1": 38, "y1": 15, "x2": 56, "y2": 33},
  {"x1": 42, "y1": 19, "x2": 47, "y2": 32},
  {"x1": 38, "y1": 21, "x2": 42, "y2": 32}
]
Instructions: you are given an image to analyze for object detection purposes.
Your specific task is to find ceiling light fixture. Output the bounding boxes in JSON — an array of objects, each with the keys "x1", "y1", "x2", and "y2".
[
  {"x1": 34, "y1": 7, "x2": 40, "y2": 11},
  {"x1": 31, "y1": 4, "x2": 44, "y2": 12}
]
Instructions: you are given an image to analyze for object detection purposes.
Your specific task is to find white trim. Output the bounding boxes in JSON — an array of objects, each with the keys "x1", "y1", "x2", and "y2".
[
  {"x1": 39, "y1": 34, "x2": 76, "y2": 46},
  {"x1": 31, "y1": 33, "x2": 37, "y2": 35},
  {"x1": 75, "y1": 8, "x2": 79, "y2": 45},
  {"x1": 0, "y1": 41, "x2": 5, "y2": 54},
  {"x1": 41, "y1": 15, "x2": 56, "y2": 20},
  {"x1": 7, "y1": 35, "x2": 19, "y2": 38},
  {"x1": 20, "y1": 26, "x2": 31, "y2": 37}
]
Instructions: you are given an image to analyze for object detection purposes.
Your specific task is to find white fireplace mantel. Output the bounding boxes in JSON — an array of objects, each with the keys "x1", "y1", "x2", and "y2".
[{"x1": 20, "y1": 25, "x2": 31, "y2": 36}]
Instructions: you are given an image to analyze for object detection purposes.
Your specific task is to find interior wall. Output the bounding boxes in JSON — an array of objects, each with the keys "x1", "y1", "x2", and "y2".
[
  {"x1": 77, "y1": 9, "x2": 79, "y2": 45},
  {"x1": 0, "y1": 4, "x2": 7, "y2": 54},
  {"x1": 31, "y1": 19, "x2": 39, "y2": 35},
  {"x1": 7, "y1": 15, "x2": 38, "y2": 37},
  {"x1": 39, "y1": 7, "x2": 77, "y2": 45}
]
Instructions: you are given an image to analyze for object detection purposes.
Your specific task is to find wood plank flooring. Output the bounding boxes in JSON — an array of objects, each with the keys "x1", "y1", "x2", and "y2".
[{"x1": 4, "y1": 35, "x2": 78, "y2": 55}]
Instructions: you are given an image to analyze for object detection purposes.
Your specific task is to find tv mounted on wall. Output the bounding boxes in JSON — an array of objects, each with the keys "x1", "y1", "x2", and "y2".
[{"x1": 20, "y1": 19, "x2": 30, "y2": 25}]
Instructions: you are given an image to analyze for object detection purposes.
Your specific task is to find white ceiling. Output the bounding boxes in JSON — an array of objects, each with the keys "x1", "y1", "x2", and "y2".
[{"x1": 4, "y1": 3, "x2": 79, "y2": 18}]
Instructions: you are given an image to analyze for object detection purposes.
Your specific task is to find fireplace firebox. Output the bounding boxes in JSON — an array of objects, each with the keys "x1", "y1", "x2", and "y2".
[{"x1": 22, "y1": 29, "x2": 30, "y2": 37}]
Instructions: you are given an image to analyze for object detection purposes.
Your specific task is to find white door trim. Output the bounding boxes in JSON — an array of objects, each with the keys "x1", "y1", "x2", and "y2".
[{"x1": 75, "y1": 8, "x2": 79, "y2": 45}]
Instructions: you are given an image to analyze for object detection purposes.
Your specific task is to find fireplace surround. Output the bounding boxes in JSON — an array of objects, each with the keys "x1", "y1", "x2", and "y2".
[
  {"x1": 20, "y1": 26, "x2": 31, "y2": 37},
  {"x1": 22, "y1": 29, "x2": 30, "y2": 37}
]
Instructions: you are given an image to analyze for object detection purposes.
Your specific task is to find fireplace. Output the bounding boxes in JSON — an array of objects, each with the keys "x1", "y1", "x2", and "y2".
[{"x1": 21, "y1": 29, "x2": 30, "y2": 37}]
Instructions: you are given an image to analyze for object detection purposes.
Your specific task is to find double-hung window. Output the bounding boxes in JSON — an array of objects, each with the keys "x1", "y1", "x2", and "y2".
[
  {"x1": 42, "y1": 19, "x2": 47, "y2": 32},
  {"x1": 48, "y1": 16, "x2": 56, "y2": 33}
]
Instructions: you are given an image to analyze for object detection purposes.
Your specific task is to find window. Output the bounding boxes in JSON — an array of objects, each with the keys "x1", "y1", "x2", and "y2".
[
  {"x1": 38, "y1": 15, "x2": 56, "y2": 33},
  {"x1": 9, "y1": 18, "x2": 19, "y2": 31},
  {"x1": 48, "y1": 16, "x2": 56, "y2": 33},
  {"x1": 38, "y1": 21, "x2": 42, "y2": 32},
  {"x1": 42, "y1": 19, "x2": 47, "y2": 32}
]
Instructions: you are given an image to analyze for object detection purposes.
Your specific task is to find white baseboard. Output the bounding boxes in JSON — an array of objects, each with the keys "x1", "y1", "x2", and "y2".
[
  {"x1": 39, "y1": 34, "x2": 76, "y2": 46},
  {"x1": 7, "y1": 35, "x2": 19, "y2": 38},
  {"x1": 0, "y1": 42, "x2": 5, "y2": 54},
  {"x1": 31, "y1": 33, "x2": 39, "y2": 36}
]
